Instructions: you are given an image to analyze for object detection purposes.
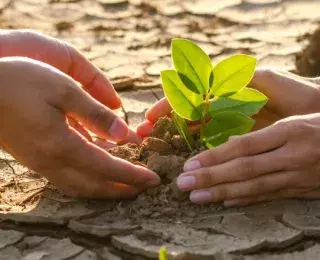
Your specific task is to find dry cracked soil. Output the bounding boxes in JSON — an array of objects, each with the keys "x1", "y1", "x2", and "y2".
[{"x1": 1, "y1": 0, "x2": 320, "y2": 259}]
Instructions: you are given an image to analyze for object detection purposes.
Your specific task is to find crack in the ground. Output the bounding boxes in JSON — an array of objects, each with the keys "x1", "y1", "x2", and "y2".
[{"x1": 121, "y1": 105, "x2": 129, "y2": 124}]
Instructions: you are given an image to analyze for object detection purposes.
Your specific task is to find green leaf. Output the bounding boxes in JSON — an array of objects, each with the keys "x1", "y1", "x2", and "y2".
[
  {"x1": 158, "y1": 246, "x2": 168, "y2": 260},
  {"x1": 212, "y1": 54, "x2": 257, "y2": 97},
  {"x1": 209, "y1": 87, "x2": 268, "y2": 116},
  {"x1": 172, "y1": 38, "x2": 213, "y2": 94},
  {"x1": 203, "y1": 111, "x2": 255, "y2": 148},
  {"x1": 161, "y1": 70, "x2": 202, "y2": 121},
  {"x1": 172, "y1": 111, "x2": 195, "y2": 151}
]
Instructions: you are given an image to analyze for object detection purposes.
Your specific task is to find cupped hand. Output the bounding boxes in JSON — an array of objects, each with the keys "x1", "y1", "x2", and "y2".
[
  {"x1": 0, "y1": 30, "x2": 143, "y2": 144},
  {"x1": 0, "y1": 58, "x2": 160, "y2": 198},
  {"x1": 177, "y1": 114, "x2": 320, "y2": 206},
  {"x1": 137, "y1": 69, "x2": 320, "y2": 136}
]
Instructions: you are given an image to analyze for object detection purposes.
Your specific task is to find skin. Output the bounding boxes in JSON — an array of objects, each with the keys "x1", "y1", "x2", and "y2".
[
  {"x1": 138, "y1": 69, "x2": 320, "y2": 206},
  {"x1": 0, "y1": 30, "x2": 160, "y2": 198}
]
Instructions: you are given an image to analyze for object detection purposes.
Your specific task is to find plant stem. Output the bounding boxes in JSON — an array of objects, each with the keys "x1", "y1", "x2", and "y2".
[{"x1": 200, "y1": 93, "x2": 210, "y2": 141}]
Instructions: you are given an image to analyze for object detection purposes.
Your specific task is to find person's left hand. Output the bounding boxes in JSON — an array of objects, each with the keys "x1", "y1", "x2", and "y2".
[{"x1": 176, "y1": 113, "x2": 320, "y2": 206}]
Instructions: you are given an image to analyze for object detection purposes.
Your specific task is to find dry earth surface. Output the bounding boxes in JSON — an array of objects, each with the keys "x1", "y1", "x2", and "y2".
[{"x1": 1, "y1": 0, "x2": 320, "y2": 259}]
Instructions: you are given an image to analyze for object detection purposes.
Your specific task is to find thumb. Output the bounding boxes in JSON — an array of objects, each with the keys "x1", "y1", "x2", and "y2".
[
  {"x1": 65, "y1": 43, "x2": 122, "y2": 109},
  {"x1": 56, "y1": 80, "x2": 129, "y2": 142}
]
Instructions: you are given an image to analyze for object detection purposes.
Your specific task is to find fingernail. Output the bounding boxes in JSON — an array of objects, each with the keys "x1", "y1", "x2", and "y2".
[
  {"x1": 177, "y1": 176, "x2": 196, "y2": 190},
  {"x1": 190, "y1": 190, "x2": 212, "y2": 203},
  {"x1": 184, "y1": 160, "x2": 201, "y2": 172},
  {"x1": 109, "y1": 118, "x2": 128, "y2": 141}
]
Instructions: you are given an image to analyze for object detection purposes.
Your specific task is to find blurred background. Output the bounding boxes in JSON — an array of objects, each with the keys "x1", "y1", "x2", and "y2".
[{"x1": 0, "y1": 0, "x2": 319, "y2": 127}]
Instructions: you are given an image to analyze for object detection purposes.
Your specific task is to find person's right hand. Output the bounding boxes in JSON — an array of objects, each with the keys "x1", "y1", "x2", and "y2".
[
  {"x1": 0, "y1": 57, "x2": 160, "y2": 198},
  {"x1": 137, "y1": 69, "x2": 320, "y2": 136}
]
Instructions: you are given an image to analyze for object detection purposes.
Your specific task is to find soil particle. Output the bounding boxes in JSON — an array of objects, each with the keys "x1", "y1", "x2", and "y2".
[
  {"x1": 170, "y1": 135, "x2": 190, "y2": 152},
  {"x1": 170, "y1": 177, "x2": 189, "y2": 201},
  {"x1": 146, "y1": 153, "x2": 186, "y2": 180},
  {"x1": 140, "y1": 137, "x2": 173, "y2": 156},
  {"x1": 296, "y1": 26, "x2": 320, "y2": 77},
  {"x1": 106, "y1": 117, "x2": 223, "y2": 219},
  {"x1": 108, "y1": 143, "x2": 140, "y2": 163},
  {"x1": 152, "y1": 116, "x2": 178, "y2": 140}
]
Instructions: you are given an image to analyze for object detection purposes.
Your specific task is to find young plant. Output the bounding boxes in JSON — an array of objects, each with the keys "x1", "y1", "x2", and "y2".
[
  {"x1": 158, "y1": 246, "x2": 168, "y2": 260},
  {"x1": 161, "y1": 39, "x2": 268, "y2": 149}
]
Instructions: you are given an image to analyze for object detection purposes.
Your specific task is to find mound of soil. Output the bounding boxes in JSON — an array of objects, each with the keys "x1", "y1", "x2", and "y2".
[
  {"x1": 107, "y1": 117, "x2": 222, "y2": 220},
  {"x1": 296, "y1": 26, "x2": 320, "y2": 77}
]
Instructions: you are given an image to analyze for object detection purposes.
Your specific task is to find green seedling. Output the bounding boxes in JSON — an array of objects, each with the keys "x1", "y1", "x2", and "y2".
[
  {"x1": 158, "y1": 246, "x2": 168, "y2": 260},
  {"x1": 161, "y1": 38, "x2": 268, "y2": 149}
]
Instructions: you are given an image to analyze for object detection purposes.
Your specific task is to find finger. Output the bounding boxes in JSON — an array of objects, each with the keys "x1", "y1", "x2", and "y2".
[
  {"x1": 184, "y1": 123, "x2": 287, "y2": 172},
  {"x1": 137, "y1": 121, "x2": 154, "y2": 137},
  {"x1": 65, "y1": 43, "x2": 121, "y2": 109},
  {"x1": 92, "y1": 138, "x2": 117, "y2": 149},
  {"x1": 55, "y1": 81, "x2": 129, "y2": 142},
  {"x1": 177, "y1": 148, "x2": 288, "y2": 191},
  {"x1": 145, "y1": 97, "x2": 172, "y2": 123},
  {"x1": 52, "y1": 167, "x2": 141, "y2": 199},
  {"x1": 53, "y1": 125, "x2": 160, "y2": 188},
  {"x1": 118, "y1": 129, "x2": 142, "y2": 145},
  {"x1": 188, "y1": 171, "x2": 297, "y2": 204},
  {"x1": 67, "y1": 117, "x2": 92, "y2": 142}
]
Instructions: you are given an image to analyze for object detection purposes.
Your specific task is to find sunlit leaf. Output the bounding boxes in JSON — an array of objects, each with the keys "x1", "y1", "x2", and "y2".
[
  {"x1": 203, "y1": 111, "x2": 254, "y2": 148},
  {"x1": 209, "y1": 87, "x2": 268, "y2": 116},
  {"x1": 172, "y1": 38, "x2": 213, "y2": 94},
  {"x1": 161, "y1": 70, "x2": 202, "y2": 121},
  {"x1": 212, "y1": 54, "x2": 257, "y2": 97},
  {"x1": 158, "y1": 246, "x2": 168, "y2": 260},
  {"x1": 172, "y1": 111, "x2": 195, "y2": 151}
]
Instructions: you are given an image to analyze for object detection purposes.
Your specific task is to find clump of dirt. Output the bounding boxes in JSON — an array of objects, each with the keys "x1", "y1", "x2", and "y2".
[
  {"x1": 107, "y1": 117, "x2": 223, "y2": 220},
  {"x1": 152, "y1": 116, "x2": 179, "y2": 140},
  {"x1": 108, "y1": 143, "x2": 140, "y2": 163},
  {"x1": 296, "y1": 26, "x2": 320, "y2": 77}
]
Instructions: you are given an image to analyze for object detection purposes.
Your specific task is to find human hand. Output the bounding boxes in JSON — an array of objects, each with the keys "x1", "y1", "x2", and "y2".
[
  {"x1": 0, "y1": 30, "x2": 142, "y2": 143},
  {"x1": 0, "y1": 58, "x2": 160, "y2": 198},
  {"x1": 177, "y1": 113, "x2": 320, "y2": 206},
  {"x1": 137, "y1": 69, "x2": 320, "y2": 136},
  {"x1": 0, "y1": 30, "x2": 120, "y2": 109}
]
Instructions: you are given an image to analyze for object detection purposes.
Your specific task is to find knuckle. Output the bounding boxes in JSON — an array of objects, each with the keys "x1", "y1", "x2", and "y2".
[
  {"x1": 230, "y1": 135, "x2": 252, "y2": 156},
  {"x1": 87, "y1": 105, "x2": 113, "y2": 131},
  {"x1": 215, "y1": 186, "x2": 229, "y2": 201},
  {"x1": 57, "y1": 80, "x2": 78, "y2": 105},
  {"x1": 237, "y1": 157, "x2": 256, "y2": 177},
  {"x1": 200, "y1": 168, "x2": 215, "y2": 188}
]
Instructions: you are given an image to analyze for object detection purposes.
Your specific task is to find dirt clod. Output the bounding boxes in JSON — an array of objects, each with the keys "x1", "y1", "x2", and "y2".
[
  {"x1": 170, "y1": 177, "x2": 189, "y2": 201},
  {"x1": 108, "y1": 143, "x2": 140, "y2": 163},
  {"x1": 106, "y1": 117, "x2": 221, "y2": 220},
  {"x1": 296, "y1": 26, "x2": 320, "y2": 77},
  {"x1": 170, "y1": 135, "x2": 190, "y2": 152},
  {"x1": 152, "y1": 116, "x2": 178, "y2": 140},
  {"x1": 147, "y1": 153, "x2": 186, "y2": 180},
  {"x1": 140, "y1": 137, "x2": 173, "y2": 156}
]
